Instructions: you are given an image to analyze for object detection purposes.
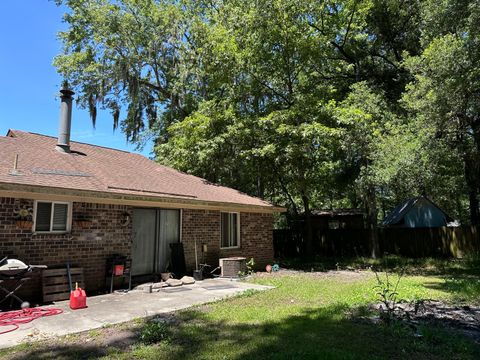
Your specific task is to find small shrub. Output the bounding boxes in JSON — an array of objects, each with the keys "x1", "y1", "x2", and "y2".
[
  {"x1": 238, "y1": 258, "x2": 256, "y2": 277},
  {"x1": 373, "y1": 267, "x2": 405, "y2": 324},
  {"x1": 140, "y1": 321, "x2": 170, "y2": 344}
]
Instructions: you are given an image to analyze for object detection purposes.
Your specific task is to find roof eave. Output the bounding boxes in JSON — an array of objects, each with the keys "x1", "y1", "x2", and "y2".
[{"x1": 0, "y1": 182, "x2": 286, "y2": 213}]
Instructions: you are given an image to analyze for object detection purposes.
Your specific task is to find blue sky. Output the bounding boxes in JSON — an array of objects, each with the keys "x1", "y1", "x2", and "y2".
[{"x1": 0, "y1": 1, "x2": 152, "y2": 156}]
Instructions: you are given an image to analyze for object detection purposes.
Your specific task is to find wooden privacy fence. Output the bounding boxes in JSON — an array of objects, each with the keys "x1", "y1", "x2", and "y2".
[{"x1": 273, "y1": 226, "x2": 480, "y2": 258}]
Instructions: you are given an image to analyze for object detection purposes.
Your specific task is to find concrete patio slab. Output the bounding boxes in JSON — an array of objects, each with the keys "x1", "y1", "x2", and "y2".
[{"x1": 0, "y1": 278, "x2": 272, "y2": 349}]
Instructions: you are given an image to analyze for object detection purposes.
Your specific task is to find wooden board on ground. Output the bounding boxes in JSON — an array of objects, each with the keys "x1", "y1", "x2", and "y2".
[{"x1": 42, "y1": 267, "x2": 84, "y2": 302}]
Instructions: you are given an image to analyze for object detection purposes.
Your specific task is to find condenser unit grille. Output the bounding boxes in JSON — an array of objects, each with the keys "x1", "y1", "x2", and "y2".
[{"x1": 220, "y1": 257, "x2": 247, "y2": 278}]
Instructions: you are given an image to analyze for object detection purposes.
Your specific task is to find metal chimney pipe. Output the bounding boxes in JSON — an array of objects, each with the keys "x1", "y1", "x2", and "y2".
[{"x1": 56, "y1": 86, "x2": 75, "y2": 153}]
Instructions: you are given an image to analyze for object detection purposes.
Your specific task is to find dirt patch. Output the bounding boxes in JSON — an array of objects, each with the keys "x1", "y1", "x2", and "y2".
[
  {"x1": 98, "y1": 327, "x2": 138, "y2": 350},
  {"x1": 254, "y1": 268, "x2": 372, "y2": 282},
  {"x1": 46, "y1": 324, "x2": 141, "y2": 354},
  {"x1": 369, "y1": 300, "x2": 480, "y2": 342}
]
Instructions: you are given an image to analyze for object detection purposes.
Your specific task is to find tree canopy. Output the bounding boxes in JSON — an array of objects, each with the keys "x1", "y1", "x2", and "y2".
[{"x1": 55, "y1": 0, "x2": 480, "y2": 248}]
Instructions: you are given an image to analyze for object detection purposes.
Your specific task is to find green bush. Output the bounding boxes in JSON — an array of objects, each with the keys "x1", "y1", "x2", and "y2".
[{"x1": 140, "y1": 321, "x2": 170, "y2": 344}]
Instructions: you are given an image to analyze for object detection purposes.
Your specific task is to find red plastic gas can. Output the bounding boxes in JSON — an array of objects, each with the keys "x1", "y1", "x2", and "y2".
[{"x1": 70, "y1": 283, "x2": 87, "y2": 310}]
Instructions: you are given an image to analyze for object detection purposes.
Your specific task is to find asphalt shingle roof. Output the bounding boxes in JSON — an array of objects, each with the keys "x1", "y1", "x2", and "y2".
[{"x1": 0, "y1": 130, "x2": 277, "y2": 210}]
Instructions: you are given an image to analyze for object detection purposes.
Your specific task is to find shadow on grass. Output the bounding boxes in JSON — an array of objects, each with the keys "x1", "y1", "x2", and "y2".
[
  {"x1": 5, "y1": 344, "x2": 108, "y2": 360},
  {"x1": 3, "y1": 326, "x2": 140, "y2": 360},
  {"x1": 164, "y1": 304, "x2": 479, "y2": 360},
  {"x1": 423, "y1": 277, "x2": 480, "y2": 303},
  {"x1": 5, "y1": 303, "x2": 480, "y2": 360}
]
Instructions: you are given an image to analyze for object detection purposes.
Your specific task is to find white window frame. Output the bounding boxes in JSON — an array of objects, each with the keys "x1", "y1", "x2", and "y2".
[
  {"x1": 33, "y1": 201, "x2": 72, "y2": 233},
  {"x1": 220, "y1": 212, "x2": 241, "y2": 249}
]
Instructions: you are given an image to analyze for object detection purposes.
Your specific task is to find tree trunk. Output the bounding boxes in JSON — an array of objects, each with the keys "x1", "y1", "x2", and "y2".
[
  {"x1": 365, "y1": 185, "x2": 379, "y2": 258},
  {"x1": 257, "y1": 165, "x2": 264, "y2": 199},
  {"x1": 470, "y1": 121, "x2": 480, "y2": 225},
  {"x1": 464, "y1": 154, "x2": 480, "y2": 225},
  {"x1": 301, "y1": 194, "x2": 314, "y2": 258},
  {"x1": 469, "y1": 190, "x2": 480, "y2": 225}
]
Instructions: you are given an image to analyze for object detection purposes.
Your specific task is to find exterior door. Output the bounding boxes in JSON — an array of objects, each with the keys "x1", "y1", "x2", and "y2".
[
  {"x1": 155, "y1": 209, "x2": 180, "y2": 273},
  {"x1": 132, "y1": 208, "x2": 180, "y2": 276},
  {"x1": 132, "y1": 209, "x2": 156, "y2": 275}
]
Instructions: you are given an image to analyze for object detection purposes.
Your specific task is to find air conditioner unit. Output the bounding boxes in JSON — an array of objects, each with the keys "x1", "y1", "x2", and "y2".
[{"x1": 219, "y1": 257, "x2": 247, "y2": 278}]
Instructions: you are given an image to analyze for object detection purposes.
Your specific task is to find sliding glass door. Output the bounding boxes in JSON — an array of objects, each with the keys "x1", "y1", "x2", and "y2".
[{"x1": 132, "y1": 208, "x2": 180, "y2": 276}]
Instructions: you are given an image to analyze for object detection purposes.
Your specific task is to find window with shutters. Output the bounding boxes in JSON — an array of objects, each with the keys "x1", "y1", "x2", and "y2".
[
  {"x1": 220, "y1": 212, "x2": 240, "y2": 249},
  {"x1": 34, "y1": 201, "x2": 71, "y2": 233}
]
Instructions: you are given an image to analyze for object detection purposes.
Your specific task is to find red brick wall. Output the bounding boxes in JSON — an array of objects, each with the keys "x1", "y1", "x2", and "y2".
[
  {"x1": 0, "y1": 197, "x2": 274, "y2": 302},
  {"x1": 181, "y1": 209, "x2": 274, "y2": 271},
  {"x1": 0, "y1": 197, "x2": 132, "y2": 300}
]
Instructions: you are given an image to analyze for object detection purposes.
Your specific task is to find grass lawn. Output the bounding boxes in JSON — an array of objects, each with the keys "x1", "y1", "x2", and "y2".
[{"x1": 1, "y1": 259, "x2": 480, "y2": 360}]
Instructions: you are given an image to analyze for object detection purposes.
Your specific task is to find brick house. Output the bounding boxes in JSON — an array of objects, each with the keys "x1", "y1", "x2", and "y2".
[{"x1": 0, "y1": 88, "x2": 283, "y2": 300}]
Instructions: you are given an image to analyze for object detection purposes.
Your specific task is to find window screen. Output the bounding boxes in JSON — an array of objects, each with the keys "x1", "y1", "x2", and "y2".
[
  {"x1": 35, "y1": 202, "x2": 70, "y2": 232},
  {"x1": 221, "y1": 213, "x2": 239, "y2": 248},
  {"x1": 52, "y1": 204, "x2": 68, "y2": 231},
  {"x1": 35, "y1": 202, "x2": 52, "y2": 232}
]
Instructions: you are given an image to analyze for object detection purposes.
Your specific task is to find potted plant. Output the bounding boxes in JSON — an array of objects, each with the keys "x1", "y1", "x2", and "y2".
[
  {"x1": 14, "y1": 205, "x2": 33, "y2": 230},
  {"x1": 74, "y1": 215, "x2": 92, "y2": 228},
  {"x1": 160, "y1": 264, "x2": 172, "y2": 281}
]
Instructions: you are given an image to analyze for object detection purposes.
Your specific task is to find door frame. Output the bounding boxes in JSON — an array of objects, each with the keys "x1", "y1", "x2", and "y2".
[{"x1": 131, "y1": 207, "x2": 182, "y2": 276}]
